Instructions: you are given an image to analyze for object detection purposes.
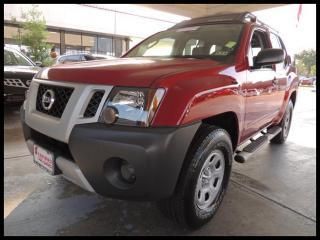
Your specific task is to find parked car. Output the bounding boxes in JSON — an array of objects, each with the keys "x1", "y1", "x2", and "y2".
[
  {"x1": 55, "y1": 53, "x2": 115, "y2": 64},
  {"x1": 300, "y1": 76, "x2": 316, "y2": 86},
  {"x1": 4, "y1": 46, "x2": 41, "y2": 103},
  {"x1": 92, "y1": 53, "x2": 117, "y2": 60},
  {"x1": 21, "y1": 12, "x2": 298, "y2": 229}
]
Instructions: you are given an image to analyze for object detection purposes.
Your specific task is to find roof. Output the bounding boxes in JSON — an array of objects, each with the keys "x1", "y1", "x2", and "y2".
[
  {"x1": 170, "y1": 12, "x2": 279, "y2": 33},
  {"x1": 140, "y1": 4, "x2": 287, "y2": 19}
]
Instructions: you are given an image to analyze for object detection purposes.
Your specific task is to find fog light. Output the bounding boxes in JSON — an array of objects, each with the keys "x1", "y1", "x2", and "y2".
[
  {"x1": 120, "y1": 161, "x2": 136, "y2": 184},
  {"x1": 102, "y1": 106, "x2": 119, "y2": 124}
]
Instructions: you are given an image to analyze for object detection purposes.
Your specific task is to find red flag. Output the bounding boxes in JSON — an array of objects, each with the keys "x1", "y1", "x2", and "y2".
[{"x1": 296, "y1": 4, "x2": 302, "y2": 28}]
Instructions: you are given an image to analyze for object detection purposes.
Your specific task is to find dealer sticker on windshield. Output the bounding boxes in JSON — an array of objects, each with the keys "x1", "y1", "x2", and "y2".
[{"x1": 225, "y1": 41, "x2": 237, "y2": 48}]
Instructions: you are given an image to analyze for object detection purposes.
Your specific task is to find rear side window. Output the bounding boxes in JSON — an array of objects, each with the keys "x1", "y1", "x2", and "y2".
[
  {"x1": 60, "y1": 55, "x2": 81, "y2": 63},
  {"x1": 67, "y1": 55, "x2": 81, "y2": 61},
  {"x1": 83, "y1": 55, "x2": 95, "y2": 61}
]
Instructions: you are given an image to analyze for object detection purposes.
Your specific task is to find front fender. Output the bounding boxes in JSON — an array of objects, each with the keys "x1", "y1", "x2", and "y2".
[{"x1": 273, "y1": 67, "x2": 299, "y2": 125}]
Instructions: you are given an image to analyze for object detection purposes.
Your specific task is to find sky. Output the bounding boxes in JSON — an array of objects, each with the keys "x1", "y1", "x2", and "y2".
[{"x1": 253, "y1": 4, "x2": 316, "y2": 56}]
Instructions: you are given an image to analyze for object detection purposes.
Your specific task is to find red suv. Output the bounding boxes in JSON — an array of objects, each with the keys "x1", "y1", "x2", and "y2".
[{"x1": 21, "y1": 12, "x2": 298, "y2": 229}]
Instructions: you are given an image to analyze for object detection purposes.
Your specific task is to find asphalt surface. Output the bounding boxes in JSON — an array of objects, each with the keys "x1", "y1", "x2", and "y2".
[{"x1": 4, "y1": 86, "x2": 316, "y2": 236}]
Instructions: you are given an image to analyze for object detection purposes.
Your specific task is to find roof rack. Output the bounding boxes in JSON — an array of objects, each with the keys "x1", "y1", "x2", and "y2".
[
  {"x1": 241, "y1": 12, "x2": 279, "y2": 33},
  {"x1": 170, "y1": 11, "x2": 279, "y2": 33}
]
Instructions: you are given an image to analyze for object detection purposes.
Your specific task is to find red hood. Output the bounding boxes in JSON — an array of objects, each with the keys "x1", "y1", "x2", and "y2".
[{"x1": 38, "y1": 57, "x2": 223, "y2": 87}]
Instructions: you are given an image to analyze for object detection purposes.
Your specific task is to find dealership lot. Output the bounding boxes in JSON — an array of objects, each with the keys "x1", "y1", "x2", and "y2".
[{"x1": 4, "y1": 86, "x2": 316, "y2": 236}]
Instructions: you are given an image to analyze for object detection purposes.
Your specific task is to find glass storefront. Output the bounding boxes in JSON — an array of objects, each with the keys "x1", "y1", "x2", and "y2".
[
  {"x1": 65, "y1": 32, "x2": 82, "y2": 54},
  {"x1": 82, "y1": 34, "x2": 96, "y2": 54},
  {"x1": 97, "y1": 36, "x2": 113, "y2": 56},
  {"x1": 4, "y1": 25, "x2": 26, "y2": 45},
  {"x1": 4, "y1": 23, "x2": 128, "y2": 57},
  {"x1": 47, "y1": 31, "x2": 61, "y2": 55}
]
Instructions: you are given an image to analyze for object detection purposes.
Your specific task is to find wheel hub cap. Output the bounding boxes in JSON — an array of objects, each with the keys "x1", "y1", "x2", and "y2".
[
  {"x1": 283, "y1": 109, "x2": 292, "y2": 137},
  {"x1": 195, "y1": 150, "x2": 225, "y2": 211}
]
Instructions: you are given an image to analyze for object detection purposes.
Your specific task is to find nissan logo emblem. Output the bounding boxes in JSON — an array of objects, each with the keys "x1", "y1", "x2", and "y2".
[{"x1": 42, "y1": 89, "x2": 55, "y2": 110}]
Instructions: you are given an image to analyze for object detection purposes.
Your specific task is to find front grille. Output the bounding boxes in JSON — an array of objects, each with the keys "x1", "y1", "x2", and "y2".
[
  {"x1": 36, "y1": 84, "x2": 74, "y2": 118},
  {"x1": 83, "y1": 91, "x2": 105, "y2": 118},
  {"x1": 4, "y1": 78, "x2": 28, "y2": 88}
]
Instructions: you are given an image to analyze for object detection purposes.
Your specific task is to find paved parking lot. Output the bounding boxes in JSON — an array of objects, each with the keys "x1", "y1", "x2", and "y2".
[{"x1": 4, "y1": 86, "x2": 316, "y2": 236}]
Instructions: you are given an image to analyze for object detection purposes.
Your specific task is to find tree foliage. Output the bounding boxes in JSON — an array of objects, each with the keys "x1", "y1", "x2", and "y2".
[
  {"x1": 310, "y1": 65, "x2": 316, "y2": 76},
  {"x1": 294, "y1": 49, "x2": 316, "y2": 77},
  {"x1": 13, "y1": 5, "x2": 53, "y2": 65}
]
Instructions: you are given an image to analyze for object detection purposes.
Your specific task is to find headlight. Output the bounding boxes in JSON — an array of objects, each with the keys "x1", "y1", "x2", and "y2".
[{"x1": 99, "y1": 87, "x2": 165, "y2": 127}]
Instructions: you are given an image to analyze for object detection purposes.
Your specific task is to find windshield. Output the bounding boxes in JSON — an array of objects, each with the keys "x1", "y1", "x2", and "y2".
[
  {"x1": 126, "y1": 24, "x2": 243, "y2": 62},
  {"x1": 4, "y1": 49, "x2": 34, "y2": 66}
]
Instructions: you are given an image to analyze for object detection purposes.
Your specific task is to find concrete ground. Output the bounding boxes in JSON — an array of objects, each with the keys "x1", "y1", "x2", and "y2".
[{"x1": 4, "y1": 86, "x2": 316, "y2": 236}]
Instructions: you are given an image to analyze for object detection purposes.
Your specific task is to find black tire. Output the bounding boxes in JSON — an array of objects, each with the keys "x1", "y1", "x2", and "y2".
[
  {"x1": 270, "y1": 100, "x2": 294, "y2": 144},
  {"x1": 157, "y1": 124, "x2": 233, "y2": 229}
]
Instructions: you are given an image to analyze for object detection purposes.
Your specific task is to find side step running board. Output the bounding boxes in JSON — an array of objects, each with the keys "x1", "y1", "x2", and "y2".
[{"x1": 234, "y1": 126, "x2": 282, "y2": 163}]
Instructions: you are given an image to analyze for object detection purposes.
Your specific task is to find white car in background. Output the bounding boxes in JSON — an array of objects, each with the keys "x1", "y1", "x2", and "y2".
[
  {"x1": 55, "y1": 53, "x2": 117, "y2": 64},
  {"x1": 92, "y1": 54, "x2": 117, "y2": 60}
]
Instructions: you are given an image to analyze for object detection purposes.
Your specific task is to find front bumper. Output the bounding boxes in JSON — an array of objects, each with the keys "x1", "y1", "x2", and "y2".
[
  {"x1": 21, "y1": 107, "x2": 201, "y2": 200},
  {"x1": 4, "y1": 93, "x2": 25, "y2": 103},
  {"x1": 4, "y1": 84, "x2": 28, "y2": 103}
]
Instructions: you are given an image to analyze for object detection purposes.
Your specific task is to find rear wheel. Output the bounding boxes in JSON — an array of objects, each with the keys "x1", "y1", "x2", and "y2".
[
  {"x1": 158, "y1": 125, "x2": 233, "y2": 229},
  {"x1": 271, "y1": 100, "x2": 293, "y2": 144}
]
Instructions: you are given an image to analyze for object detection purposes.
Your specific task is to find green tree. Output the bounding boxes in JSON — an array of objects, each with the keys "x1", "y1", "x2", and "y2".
[
  {"x1": 294, "y1": 49, "x2": 316, "y2": 77},
  {"x1": 310, "y1": 65, "x2": 316, "y2": 76},
  {"x1": 13, "y1": 5, "x2": 53, "y2": 66},
  {"x1": 295, "y1": 60, "x2": 308, "y2": 76}
]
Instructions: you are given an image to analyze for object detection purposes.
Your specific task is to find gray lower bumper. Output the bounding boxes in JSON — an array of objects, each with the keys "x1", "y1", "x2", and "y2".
[
  {"x1": 26, "y1": 139, "x2": 95, "y2": 193},
  {"x1": 21, "y1": 106, "x2": 201, "y2": 200}
]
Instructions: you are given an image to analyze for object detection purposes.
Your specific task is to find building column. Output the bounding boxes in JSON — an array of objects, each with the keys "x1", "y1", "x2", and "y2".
[
  {"x1": 125, "y1": 38, "x2": 130, "y2": 51},
  {"x1": 60, "y1": 30, "x2": 66, "y2": 55}
]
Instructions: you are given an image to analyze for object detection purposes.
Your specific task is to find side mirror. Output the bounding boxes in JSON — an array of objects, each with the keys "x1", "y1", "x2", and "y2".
[{"x1": 254, "y1": 48, "x2": 284, "y2": 67}]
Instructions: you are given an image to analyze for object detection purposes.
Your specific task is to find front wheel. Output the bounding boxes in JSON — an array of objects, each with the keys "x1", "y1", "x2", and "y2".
[
  {"x1": 270, "y1": 100, "x2": 294, "y2": 144},
  {"x1": 158, "y1": 125, "x2": 233, "y2": 229}
]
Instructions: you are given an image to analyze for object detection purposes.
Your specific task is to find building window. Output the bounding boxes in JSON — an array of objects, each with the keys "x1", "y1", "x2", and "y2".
[
  {"x1": 47, "y1": 30, "x2": 61, "y2": 55},
  {"x1": 82, "y1": 34, "x2": 96, "y2": 54},
  {"x1": 4, "y1": 25, "x2": 21, "y2": 44},
  {"x1": 65, "y1": 32, "x2": 82, "y2": 54},
  {"x1": 97, "y1": 36, "x2": 113, "y2": 56},
  {"x1": 113, "y1": 38, "x2": 123, "y2": 57},
  {"x1": 4, "y1": 24, "x2": 129, "y2": 57}
]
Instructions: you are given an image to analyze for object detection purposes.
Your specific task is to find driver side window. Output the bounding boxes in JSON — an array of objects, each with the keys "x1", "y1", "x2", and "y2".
[{"x1": 248, "y1": 30, "x2": 270, "y2": 68}]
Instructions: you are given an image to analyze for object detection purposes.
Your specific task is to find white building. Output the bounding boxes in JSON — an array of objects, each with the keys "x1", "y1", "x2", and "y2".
[{"x1": 4, "y1": 4, "x2": 188, "y2": 57}]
